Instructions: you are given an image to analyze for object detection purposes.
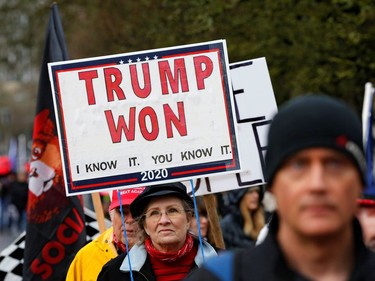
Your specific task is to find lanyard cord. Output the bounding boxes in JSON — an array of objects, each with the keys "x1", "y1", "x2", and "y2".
[
  {"x1": 118, "y1": 189, "x2": 134, "y2": 281},
  {"x1": 190, "y1": 179, "x2": 206, "y2": 264}
]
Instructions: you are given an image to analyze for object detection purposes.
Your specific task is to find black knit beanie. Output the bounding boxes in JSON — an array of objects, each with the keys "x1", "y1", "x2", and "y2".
[{"x1": 265, "y1": 94, "x2": 366, "y2": 187}]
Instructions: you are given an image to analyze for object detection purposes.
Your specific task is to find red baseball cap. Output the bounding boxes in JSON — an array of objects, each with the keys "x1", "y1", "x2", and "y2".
[
  {"x1": 357, "y1": 198, "x2": 375, "y2": 207},
  {"x1": 109, "y1": 187, "x2": 145, "y2": 211}
]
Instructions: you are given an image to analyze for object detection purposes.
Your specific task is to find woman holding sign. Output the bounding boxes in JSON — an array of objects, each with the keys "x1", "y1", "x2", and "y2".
[{"x1": 98, "y1": 182, "x2": 217, "y2": 280}]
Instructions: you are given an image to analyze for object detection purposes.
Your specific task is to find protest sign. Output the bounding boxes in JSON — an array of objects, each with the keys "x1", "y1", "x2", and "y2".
[
  {"x1": 185, "y1": 57, "x2": 278, "y2": 196},
  {"x1": 48, "y1": 40, "x2": 240, "y2": 195}
]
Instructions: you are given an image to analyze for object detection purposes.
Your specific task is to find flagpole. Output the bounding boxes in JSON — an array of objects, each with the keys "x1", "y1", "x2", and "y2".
[
  {"x1": 362, "y1": 82, "x2": 375, "y2": 197},
  {"x1": 363, "y1": 82, "x2": 374, "y2": 145}
]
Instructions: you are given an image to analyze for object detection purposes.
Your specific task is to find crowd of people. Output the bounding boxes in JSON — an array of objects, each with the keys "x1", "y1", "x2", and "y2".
[
  {"x1": 0, "y1": 170, "x2": 28, "y2": 234},
  {"x1": 186, "y1": 94, "x2": 375, "y2": 280},
  {"x1": 63, "y1": 94, "x2": 375, "y2": 280},
  {"x1": 4, "y1": 93, "x2": 375, "y2": 280}
]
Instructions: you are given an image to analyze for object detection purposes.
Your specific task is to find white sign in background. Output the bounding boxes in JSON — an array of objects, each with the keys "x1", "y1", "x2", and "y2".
[
  {"x1": 49, "y1": 40, "x2": 241, "y2": 195},
  {"x1": 185, "y1": 57, "x2": 278, "y2": 196}
]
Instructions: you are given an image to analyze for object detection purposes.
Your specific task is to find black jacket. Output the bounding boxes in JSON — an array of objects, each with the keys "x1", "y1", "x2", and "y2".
[
  {"x1": 185, "y1": 215, "x2": 375, "y2": 281},
  {"x1": 220, "y1": 211, "x2": 256, "y2": 250},
  {"x1": 220, "y1": 187, "x2": 271, "y2": 250}
]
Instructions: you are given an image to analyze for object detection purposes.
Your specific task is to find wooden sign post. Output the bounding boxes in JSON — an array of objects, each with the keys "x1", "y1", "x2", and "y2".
[{"x1": 91, "y1": 192, "x2": 107, "y2": 233}]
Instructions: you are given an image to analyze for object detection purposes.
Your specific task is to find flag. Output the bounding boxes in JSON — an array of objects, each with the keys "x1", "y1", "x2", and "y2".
[
  {"x1": 362, "y1": 82, "x2": 375, "y2": 199},
  {"x1": 1, "y1": 208, "x2": 107, "y2": 281},
  {"x1": 23, "y1": 4, "x2": 86, "y2": 280}
]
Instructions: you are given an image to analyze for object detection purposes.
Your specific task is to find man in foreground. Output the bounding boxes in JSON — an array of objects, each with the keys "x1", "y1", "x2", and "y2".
[{"x1": 185, "y1": 95, "x2": 375, "y2": 280}]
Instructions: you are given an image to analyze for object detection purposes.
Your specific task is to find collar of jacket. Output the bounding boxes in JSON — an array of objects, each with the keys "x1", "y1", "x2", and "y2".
[{"x1": 119, "y1": 237, "x2": 217, "y2": 272}]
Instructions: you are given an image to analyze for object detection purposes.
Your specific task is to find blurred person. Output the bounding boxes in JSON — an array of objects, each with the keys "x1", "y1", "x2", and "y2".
[
  {"x1": 98, "y1": 182, "x2": 217, "y2": 280},
  {"x1": 0, "y1": 171, "x2": 16, "y2": 231},
  {"x1": 9, "y1": 170, "x2": 28, "y2": 231},
  {"x1": 215, "y1": 191, "x2": 232, "y2": 218},
  {"x1": 66, "y1": 187, "x2": 144, "y2": 281},
  {"x1": 220, "y1": 186, "x2": 268, "y2": 249},
  {"x1": 189, "y1": 196, "x2": 209, "y2": 240},
  {"x1": 357, "y1": 198, "x2": 375, "y2": 252},
  {"x1": 100, "y1": 191, "x2": 111, "y2": 220},
  {"x1": 185, "y1": 95, "x2": 375, "y2": 280}
]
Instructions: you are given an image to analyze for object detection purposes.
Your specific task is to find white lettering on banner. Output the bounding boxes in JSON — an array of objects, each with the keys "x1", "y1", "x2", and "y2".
[{"x1": 140, "y1": 169, "x2": 169, "y2": 181}]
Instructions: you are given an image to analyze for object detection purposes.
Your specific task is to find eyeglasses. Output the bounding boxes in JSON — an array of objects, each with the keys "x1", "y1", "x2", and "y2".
[{"x1": 144, "y1": 206, "x2": 186, "y2": 222}]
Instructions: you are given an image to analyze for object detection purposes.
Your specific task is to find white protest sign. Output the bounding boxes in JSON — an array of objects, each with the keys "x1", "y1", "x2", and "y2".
[
  {"x1": 48, "y1": 40, "x2": 241, "y2": 195},
  {"x1": 184, "y1": 57, "x2": 278, "y2": 196}
]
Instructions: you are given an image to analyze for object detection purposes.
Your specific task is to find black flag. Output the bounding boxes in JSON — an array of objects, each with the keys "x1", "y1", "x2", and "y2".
[{"x1": 23, "y1": 4, "x2": 86, "y2": 280}]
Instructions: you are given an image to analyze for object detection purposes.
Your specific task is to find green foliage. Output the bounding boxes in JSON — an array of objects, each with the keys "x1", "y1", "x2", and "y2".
[{"x1": 2, "y1": 0, "x2": 375, "y2": 113}]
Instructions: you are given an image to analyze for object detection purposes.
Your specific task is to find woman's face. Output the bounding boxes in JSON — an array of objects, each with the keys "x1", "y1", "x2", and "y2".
[
  {"x1": 190, "y1": 212, "x2": 209, "y2": 238},
  {"x1": 143, "y1": 196, "x2": 192, "y2": 252},
  {"x1": 243, "y1": 188, "x2": 260, "y2": 211}
]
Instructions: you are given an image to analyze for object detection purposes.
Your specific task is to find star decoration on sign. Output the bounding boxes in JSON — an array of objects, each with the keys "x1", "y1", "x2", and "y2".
[{"x1": 118, "y1": 54, "x2": 160, "y2": 65}]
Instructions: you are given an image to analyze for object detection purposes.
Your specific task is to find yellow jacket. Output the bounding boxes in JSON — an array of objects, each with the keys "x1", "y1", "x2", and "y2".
[{"x1": 66, "y1": 227, "x2": 118, "y2": 281}]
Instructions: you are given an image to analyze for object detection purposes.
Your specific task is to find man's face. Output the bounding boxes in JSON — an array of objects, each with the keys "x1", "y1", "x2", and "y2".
[
  {"x1": 271, "y1": 148, "x2": 362, "y2": 238},
  {"x1": 357, "y1": 206, "x2": 375, "y2": 251},
  {"x1": 112, "y1": 206, "x2": 139, "y2": 248}
]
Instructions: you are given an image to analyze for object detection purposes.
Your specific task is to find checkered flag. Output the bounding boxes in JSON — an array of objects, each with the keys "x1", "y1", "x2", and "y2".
[{"x1": 0, "y1": 208, "x2": 110, "y2": 280}]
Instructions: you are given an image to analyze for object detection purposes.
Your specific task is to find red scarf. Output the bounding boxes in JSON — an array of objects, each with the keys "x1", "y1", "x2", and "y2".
[{"x1": 145, "y1": 233, "x2": 198, "y2": 281}]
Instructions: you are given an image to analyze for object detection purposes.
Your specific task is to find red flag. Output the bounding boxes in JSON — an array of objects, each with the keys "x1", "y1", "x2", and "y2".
[{"x1": 23, "y1": 4, "x2": 86, "y2": 280}]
